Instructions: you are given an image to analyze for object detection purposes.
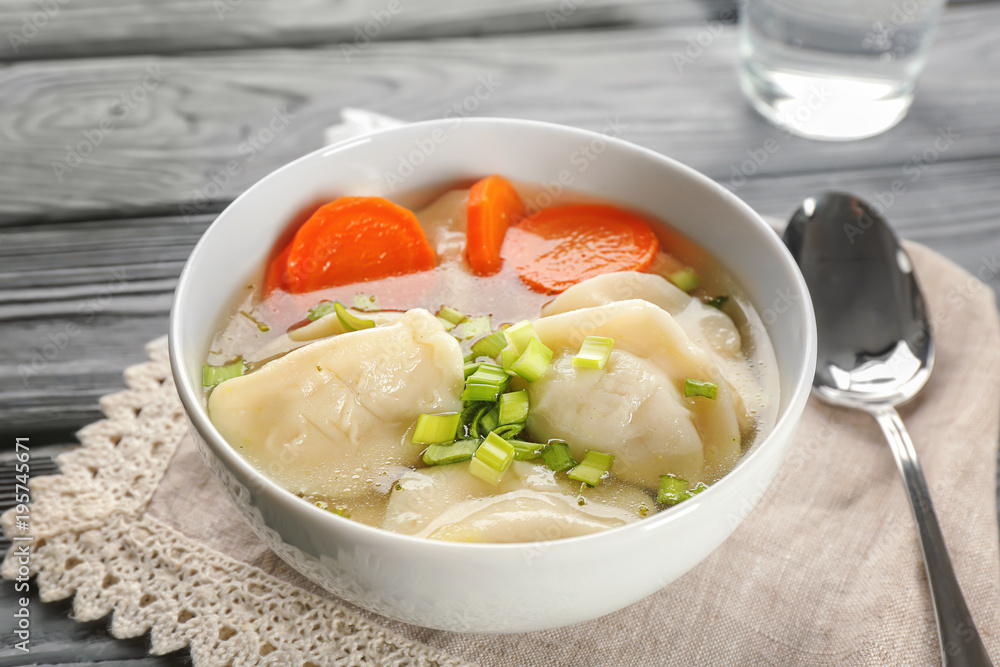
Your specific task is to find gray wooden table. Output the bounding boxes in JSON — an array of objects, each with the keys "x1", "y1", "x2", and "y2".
[{"x1": 1, "y1": 0, "x2": 999, "y2": 663}]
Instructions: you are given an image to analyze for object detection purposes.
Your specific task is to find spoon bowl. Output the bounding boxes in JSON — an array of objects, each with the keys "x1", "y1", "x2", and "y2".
[{"x1": 783, "y1": 192, "x2": 992, "y2": 667}]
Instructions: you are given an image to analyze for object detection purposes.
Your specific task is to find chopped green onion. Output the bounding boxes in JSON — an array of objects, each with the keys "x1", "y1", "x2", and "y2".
[
  {"x1": 423, "y1": 439, "x2": 480, "y2": 466},
  {"x1": 412, "y1": 413, "x2": 461, "y2": 445},
  {"x1": 464, "y1": 361, "x2": 482, "y2": 379},
  {"x1": 461, "y1": 382, "x2": 502, "y2": 402},
  {"x1": 471, "y1": 330, "x2": 508, "y2": 359},
  {"x1": 657, "y1": 474, "x2": 688, "y2": 505},
  {"x1": 491, "y1": 423, "x2": 524, "y2": 440},
  {"x1": 457, "y1": 315, "x2": 491, "y2": 340},
  {"x1": 353, "y1": 293, "x2": 379, "y2": 311},
  {"x1": 437, "y1": 306, "x2": 467, "y2": 326},
  {"x1": 500, "y1": 344, "x2": 519, "y2": 371},
  {"x1": 705, "y1": 295, "x2": 729, "y2": 310},
  {"x1": 668, "y1": 267, "x2": 700, "y2": 292},
  {"x1": 306, "y1": 300, "x2": 337, "y2": 322},
  {"x1": 568, "y1": 450, "x2": 615, "y2": 487},
  {"x1": 507, "y1": 439, "x2": 543, "y2": 460},
  {"x1": 503, "y1": 320, "x2": 538, "y2": 355},
  {"x1": 202, "y1": 358, "x2": 244, "y2": 387},
  {"x1": 540, "y1": 440, "x2": 577, "y2": 473},
  {"x1": 437, "y1": 316, "x2": 458, "y2": 331},
  {"x1": 459, "y1": 402, "x2": 491, "y2": 437},
  {"x1": 477, "y1": 406, "x2": 500, "y2": 438},
  {"x1": 498, "y1": 390, "x2": 529, "y2": 425},
  {"x1": 683, "y1": 378, "x2": 718, "y2": 400},
  {"x1": 571, "y1": 336, "x2": 615, "y2": 370},
  {"x1": 509, "y1": 336, "x2": 553, "y2": 382},
  {"x1": 468, "y1": 432, "x2": 516, "y2": 485},
  {"x1": 334, "y1": 301, "x2": 375, "y2": 331},
  {"x1": 657, "y1": 475, "x2": 708, "y2": 505},
  {"x1": 467, "y1": 363, "x2": 510, "y2": 387}
]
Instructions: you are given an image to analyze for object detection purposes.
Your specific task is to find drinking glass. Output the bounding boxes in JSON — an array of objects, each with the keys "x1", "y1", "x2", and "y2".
[{"x1": 739, "y1": 0, "x2": 947, "y2": 141}]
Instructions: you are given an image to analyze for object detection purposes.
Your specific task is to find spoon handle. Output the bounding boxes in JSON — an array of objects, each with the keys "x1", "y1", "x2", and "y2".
[{"x1": 872, "y1": 405, "x2": 994, "y2": 667}]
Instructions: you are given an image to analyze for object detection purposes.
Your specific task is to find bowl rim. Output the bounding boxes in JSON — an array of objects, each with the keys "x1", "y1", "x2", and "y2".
[{"x1": 168, "y1": 115, "x2": 817, "y2": 554}]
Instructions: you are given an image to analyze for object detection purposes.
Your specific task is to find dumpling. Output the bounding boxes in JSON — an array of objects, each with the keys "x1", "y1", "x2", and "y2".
[
  {"x1": 540, "y1": 271, "x2": 756, "y2": 435},
  {"x1": 525, "y1": 299, "x2": 744, "y2": 489},
  {"x1": 382, "y1": 462, "x2": 651, "y2": 542},
  {"x1": 208, "y1": 309, "x2": 464, "y2": 499},
  {"x1": 414, "y1": 189, "x2": 468, "y2": 262},
  {"x1": 542, "y1": 270, "x2": 743, "y2": 359}
]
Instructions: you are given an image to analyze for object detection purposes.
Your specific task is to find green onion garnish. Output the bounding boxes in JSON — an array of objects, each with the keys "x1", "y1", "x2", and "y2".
[
  {"x1": 498, "y1": 390, "x2": 529, "y2": 425},
  {"x1": 571, "y1": 335, "x2": 615, "y2": 370},
  {"x1": 466, "y1": 363, "x2": 510, "y2": 387},
  {"x1": 306, "y1": 300, "x2": 337, "y2": 322},
  {"x1": 471, "y1": 329, "x2": 508, "y2": 359},
  {"x1": 657, "y1": 475, "x2": 708, "y2": 505},
  {"x1": 477, "y1": 406, "x2": 500, "y2": 438},
  {"x1": 457, "y1": 315, "x2": 491, "y2": 340},
  {"x1": 423, "y1": 439, "x2": 479, "y2": 466},
  {"x1": 567, "y1": 450, "x2": 615, "y2": 487},
  {"x1": 503, "y1": 320, "x2": 538, "y2": 356},
  {"x1": 468, "y1": 432, "x2": 516, "y2": 485},
  {"x1": 334, "y1": 301, "x2": 375, "y2": 331},
  {"x1": 509, "y1": 336, "x2": 553, "y2": 382},
  {"x1": 540, "y1": 440, "x2": 577, "y2": 472},
  {"x1": 668, "y1": 267, "x2": 700, "y2": 292},
  {"x1": 507, "y1": 439, "x2": 543, "y2": 460},
  {"x1": 437, "y1": 316, "x2": 458, "y2": 331},
  {"x1": 353, "y1": 293, "x2": 379, "y2": 311},
  {"x1": 461, "y1": 382, "x2": 502, "y2": 403},
  {"x1": 705, "y1": 295, "x2": 729, "y2": 310},
  {"x1": 491, "y1": 423, "x2": 524, "y2": 440},
  {"x1": 412, "y1": 413, "x2": 461, "y2": 445},
  {"x1": 202, "y1": 358, "x2": 244, "y2": 387},
  {"x1": 683, "y1": 378, "x2": 718, "y2": 400},
  {"x1": 464, "y1": 361, "x2": 482, "y2": 379},
  {"x1": 500, "y1": 344, "x2": 519, "y2": 371},
  {"x1": 437, "y1": 306, "x2": 467, "y2": 326}
]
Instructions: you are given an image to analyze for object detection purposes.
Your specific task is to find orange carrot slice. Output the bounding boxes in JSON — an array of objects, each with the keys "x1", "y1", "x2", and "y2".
[
  {"x1": 281, "y1": 197, "x2": 435, "y2": 294},
  {"x1": 262, "y1": 242, "x2": 292, "y2": 294},
  {"x1": 466, "y1": 175, "x2": 525, "y2": 276},
  {"x1": 503, "y1": 204, "x2": 660, "y2": 294}
]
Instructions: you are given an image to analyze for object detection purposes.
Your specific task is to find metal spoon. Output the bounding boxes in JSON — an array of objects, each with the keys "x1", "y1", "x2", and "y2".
[{"x1": 783, "y1": 192, "x2": 993, "y2": 667}]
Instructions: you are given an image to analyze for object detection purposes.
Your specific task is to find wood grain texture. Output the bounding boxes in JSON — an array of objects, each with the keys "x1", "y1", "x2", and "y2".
[
  {"x1": 0, "y1": 0, "x2": 734, "y2": 61},
  {"x1": 2, "y1": 154, "x2": 999, "y2": 440},
  {"x1": 0, "y1": 4, "x2": 997, "y2": 225}
]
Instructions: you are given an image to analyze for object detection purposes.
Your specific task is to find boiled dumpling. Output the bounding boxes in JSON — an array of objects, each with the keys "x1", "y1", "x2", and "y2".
[
  {"x1": 540, "y1": 271, "x2": 759, "y2": 435},
  {"x1": 525, "y1": 299, "x2": 744, "y2": 489},
  {"x1": 542, "y1": 270, "x2": 742, "y2": 359},
  {"x1": 382, "y1": 462, "x2": 651, "y2": 542},
  {"x1": 208, "y1": 309, "x2": 464, "y2": 499}
]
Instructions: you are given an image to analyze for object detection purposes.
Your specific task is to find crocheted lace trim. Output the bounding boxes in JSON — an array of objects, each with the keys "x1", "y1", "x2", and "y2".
[{"x1": 1, "y1": 337, "x2": 468, "y2": 667}]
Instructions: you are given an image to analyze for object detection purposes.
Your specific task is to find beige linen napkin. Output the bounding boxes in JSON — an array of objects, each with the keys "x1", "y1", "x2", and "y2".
[{"x1": 4, "y1": 243, "x2": 999, "y2": 666}]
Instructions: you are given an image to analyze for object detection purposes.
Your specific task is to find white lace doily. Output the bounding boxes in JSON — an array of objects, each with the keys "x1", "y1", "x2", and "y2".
[{"x1": 0, "y1": 338, "x2": 468, "y2": 666}]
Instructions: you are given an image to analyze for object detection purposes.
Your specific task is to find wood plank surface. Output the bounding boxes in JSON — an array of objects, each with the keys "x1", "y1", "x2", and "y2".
[
  {"x1": 2, "y1": 155, "x2": 999, "y2": 441},
  {"x1": 0, "y1": 4, "x2": 996, "y2": 225},
  {"x1": 0, "y1": 0, "x2": 734, "y2": 62}
]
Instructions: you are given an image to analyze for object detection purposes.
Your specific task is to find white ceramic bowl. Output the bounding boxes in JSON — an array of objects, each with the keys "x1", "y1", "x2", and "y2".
[{"x1": 169, "y1": 117, "x2": 817, "y2": 633}]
